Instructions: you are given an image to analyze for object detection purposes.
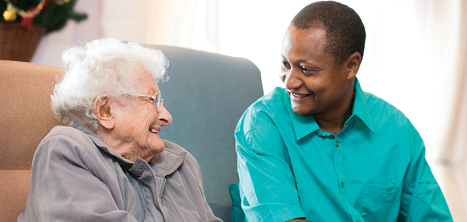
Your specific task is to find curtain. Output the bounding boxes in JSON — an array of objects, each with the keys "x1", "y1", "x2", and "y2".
[
  {"x1": 440, "y1": 0, "x2": 467, "y2": 165},
  {"x1": 430, "y1": 0, "x2": 467, "y2": 219},
  {"x1": 100, "y1": 0, "x2": 198, "y2": 47}
]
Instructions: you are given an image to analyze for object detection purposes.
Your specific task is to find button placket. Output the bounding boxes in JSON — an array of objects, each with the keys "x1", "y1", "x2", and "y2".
[{"x1": 334, "y1": 137, "x2": 351, "y2": 217}]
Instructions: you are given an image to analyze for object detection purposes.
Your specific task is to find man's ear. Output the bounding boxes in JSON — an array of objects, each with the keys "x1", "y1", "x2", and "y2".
[
  {"x1": 94, "y1": 95, "x2": 115, "y2": 130},
  {"x1": 346, "y1": 52, "x2": 362, "y2": 79}
]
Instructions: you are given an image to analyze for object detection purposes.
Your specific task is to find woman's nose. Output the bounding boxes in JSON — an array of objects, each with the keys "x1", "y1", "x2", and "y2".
[{"x1": 158, "y1": 104, "x2": 172, "y2": 126}]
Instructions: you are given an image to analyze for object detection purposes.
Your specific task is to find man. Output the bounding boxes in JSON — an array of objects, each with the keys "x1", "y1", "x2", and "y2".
[{"x1": 234, "y1": 1, "x2": 452, "y2": 222}]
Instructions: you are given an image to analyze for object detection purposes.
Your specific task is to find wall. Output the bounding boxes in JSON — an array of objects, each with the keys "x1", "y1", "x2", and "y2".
[{"x1": 30, "y1": 0, "x2": 102, "y2": 67}]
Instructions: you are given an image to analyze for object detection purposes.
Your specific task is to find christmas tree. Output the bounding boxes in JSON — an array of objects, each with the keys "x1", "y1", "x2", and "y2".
[{"x1": 1, "y1": 0, "x2": 87, "y2": 33}]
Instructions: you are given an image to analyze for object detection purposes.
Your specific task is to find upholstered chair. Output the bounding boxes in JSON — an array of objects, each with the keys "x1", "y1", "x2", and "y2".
[{"x1": 0, "y1": 45, "x2": 263, "y2": 222}]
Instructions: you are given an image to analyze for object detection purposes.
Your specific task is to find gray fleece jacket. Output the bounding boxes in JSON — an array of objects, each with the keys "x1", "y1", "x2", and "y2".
[{"x1": 18, "y1": 123, "x2": 222, "y2": 222}]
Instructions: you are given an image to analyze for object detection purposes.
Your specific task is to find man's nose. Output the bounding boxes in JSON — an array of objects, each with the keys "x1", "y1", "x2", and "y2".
[{"x1": 285, "y1": 69, "x2": 302, "y2": 89}]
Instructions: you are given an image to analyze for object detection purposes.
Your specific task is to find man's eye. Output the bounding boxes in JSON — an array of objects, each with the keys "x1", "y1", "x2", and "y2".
[
  {"x1": 301, "y1": 67, "x2": 314, "y2": 74},
  {"x1": 282, "y1": 61, "x2": 291, "y2": 69}
]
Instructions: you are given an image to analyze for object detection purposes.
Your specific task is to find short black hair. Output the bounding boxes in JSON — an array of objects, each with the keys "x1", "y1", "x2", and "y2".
[{"x1": 292, "y1": 1, "x2": 366, "y2": 65}]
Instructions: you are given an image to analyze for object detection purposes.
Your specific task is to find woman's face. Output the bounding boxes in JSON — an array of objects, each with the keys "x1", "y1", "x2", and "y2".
[{"x1": 109, "y1": 70, "x2": 172, "y2": 162}]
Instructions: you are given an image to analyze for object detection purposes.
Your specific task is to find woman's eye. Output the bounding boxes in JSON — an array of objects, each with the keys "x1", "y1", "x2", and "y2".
[{"x1": 281, "y1": 61, "x2": 291, "y2": 69}]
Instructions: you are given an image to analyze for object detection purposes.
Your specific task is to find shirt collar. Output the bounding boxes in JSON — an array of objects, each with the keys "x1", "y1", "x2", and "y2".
[
  {"x1": 350, "y1": 78, "x2": 374, "y2": 132},
  {"x1": 286, "y1": 77, "x2": 373, "y2": 141},
  {"x1": 284, "y1": 89, "x2": 320, "y2": 141}
]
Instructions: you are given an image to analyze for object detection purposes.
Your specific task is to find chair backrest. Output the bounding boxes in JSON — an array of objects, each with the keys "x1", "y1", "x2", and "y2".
[
  {"x1": 0, "y1": 61, "x2": 64, "y2": 222},
  {"x1": 0, "y1": 46, "x2": 263, "y2": 222},
  {"x1": 145, "y1": 45, "x2": 263, "y2": 221}
]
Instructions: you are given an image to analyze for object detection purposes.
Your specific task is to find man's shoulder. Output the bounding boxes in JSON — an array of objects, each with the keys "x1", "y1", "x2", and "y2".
[
  {"x1": 364, "y1": 92, "x2": 405, "y2": 116},
  {"x1": 244, "y1": 87, "x2": 288, "y2": 117},
  {"x1": 363, "y1": 92, "x2": 412, "y2": 130},
  {"x1": 237, "y1": 87, "x2": 289, "y2": 128},
  {"x1": 235, "y1": 88, "x2": 294, "y2": 145}
]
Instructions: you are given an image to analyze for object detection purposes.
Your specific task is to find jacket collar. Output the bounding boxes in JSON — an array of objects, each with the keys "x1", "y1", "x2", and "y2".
[
  {"x1": 287, "y1": 77, "x2": 373, "y2": 141},
  {"x1": 147, "y1": 143, "x2": 186, "y2": 177},
  {"x1": 72, "y1": 123, "x2": 186, "y2": 177}
]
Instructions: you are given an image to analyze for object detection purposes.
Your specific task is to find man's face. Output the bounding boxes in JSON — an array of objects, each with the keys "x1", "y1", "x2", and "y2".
[{"x1": 279, "y1": 25, "x2": 352, "y2": 116}]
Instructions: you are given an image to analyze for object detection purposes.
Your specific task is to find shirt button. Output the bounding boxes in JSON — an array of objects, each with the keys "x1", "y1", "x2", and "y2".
[
  {"x1": 336, "y1": 141, "x2": 340, "y2": 147},
  {"x1": 341, "y1": 182, "x2": 344, "y2": 189}
]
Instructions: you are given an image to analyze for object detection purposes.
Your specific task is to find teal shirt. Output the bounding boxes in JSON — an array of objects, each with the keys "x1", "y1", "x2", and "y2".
[{"x1": 235, "y1": 79, "x2": 452, "y2": 222}]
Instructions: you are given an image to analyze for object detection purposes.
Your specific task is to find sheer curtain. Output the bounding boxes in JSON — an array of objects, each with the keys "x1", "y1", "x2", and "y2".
[
  {"x1": 434, "y1": 0, "x2": 467, "y2": 219},
  {"x1": 100, "y1": 0, "x2": 198, "y2": 47},
  {"x1": 439, "y1": 0, "x2": 467, "y2": 165}
]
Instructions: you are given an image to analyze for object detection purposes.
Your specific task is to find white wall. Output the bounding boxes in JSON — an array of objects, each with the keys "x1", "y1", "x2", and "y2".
[{"x1": 30, "y1": 0, "x2": 102, "y2": 67}]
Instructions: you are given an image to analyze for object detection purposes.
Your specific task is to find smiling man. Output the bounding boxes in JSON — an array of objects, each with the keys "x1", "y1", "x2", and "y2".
[{"x1": 234, "y1": 1, "x2": 452, "y2": 222}]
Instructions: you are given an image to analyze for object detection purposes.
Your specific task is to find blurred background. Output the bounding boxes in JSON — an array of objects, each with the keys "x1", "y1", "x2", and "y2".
[{"x1": 5, "y1": 0, "x2": 467, "y2": 220}]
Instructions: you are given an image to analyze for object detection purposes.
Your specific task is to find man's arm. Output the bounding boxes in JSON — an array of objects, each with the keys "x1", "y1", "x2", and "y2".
[
  {"x1": 235, "y1": 111, "x2": 306, "y2": 221},
  {"x1": 398, "y1": 123, "x2": 452, "y2": 222}
]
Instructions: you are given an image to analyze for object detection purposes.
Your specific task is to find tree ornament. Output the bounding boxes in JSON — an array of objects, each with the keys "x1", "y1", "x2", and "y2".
[
  {"x1": 3, "y1": 0, "x2": 46, "y2": 22},
  {"x1": 3, "y1": 8, "x2": 16, "y2": 22},
  {"x1": 0, "y1": 0, "x2": 87, "y2": 33}
]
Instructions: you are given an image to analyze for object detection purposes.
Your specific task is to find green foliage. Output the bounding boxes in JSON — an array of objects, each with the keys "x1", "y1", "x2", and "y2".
[{"x1": 0, "y1": 0, "x2": 87, "y2": 33}]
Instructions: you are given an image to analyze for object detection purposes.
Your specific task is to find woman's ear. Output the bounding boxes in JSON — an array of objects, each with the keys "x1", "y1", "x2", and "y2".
[
  {"x1": 346, "y1": 52, "x2": 362, "y2": 79},
  {"x1": 94, "y1": 95, "x2": 115, "y2": 129}
]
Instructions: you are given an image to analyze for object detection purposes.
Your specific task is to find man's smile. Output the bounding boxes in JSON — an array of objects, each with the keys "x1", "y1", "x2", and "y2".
[{"x1": 288, "y1": 91, "x2": 314, "y2": 101}]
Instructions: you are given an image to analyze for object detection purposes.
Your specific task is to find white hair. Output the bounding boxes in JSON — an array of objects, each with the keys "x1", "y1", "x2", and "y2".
[{"x1": 51, "y1": 38, "x2": 169, "y2": 130}]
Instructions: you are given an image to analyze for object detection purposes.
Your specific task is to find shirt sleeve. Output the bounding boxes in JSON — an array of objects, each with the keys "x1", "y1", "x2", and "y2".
[
  {"x1": 21, "y1": 134, "x2": 139, "y2": 222},
  {"x1": 235, "y1": 110, "x2": 306, "y2": 221},
  {"x1": 398, "y1": 123, "x2": 452, "y2": 222}
]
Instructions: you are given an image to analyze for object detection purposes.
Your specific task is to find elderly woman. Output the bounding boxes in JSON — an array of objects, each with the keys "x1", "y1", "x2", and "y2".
[{"x1": 18, "y1": 38, "x2": 221, "y2": 222}]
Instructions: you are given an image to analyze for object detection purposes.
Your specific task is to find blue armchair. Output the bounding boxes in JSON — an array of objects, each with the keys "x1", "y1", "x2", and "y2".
[{"x1": 145, "y1": 45, "x2": 263, "y2": 221}]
